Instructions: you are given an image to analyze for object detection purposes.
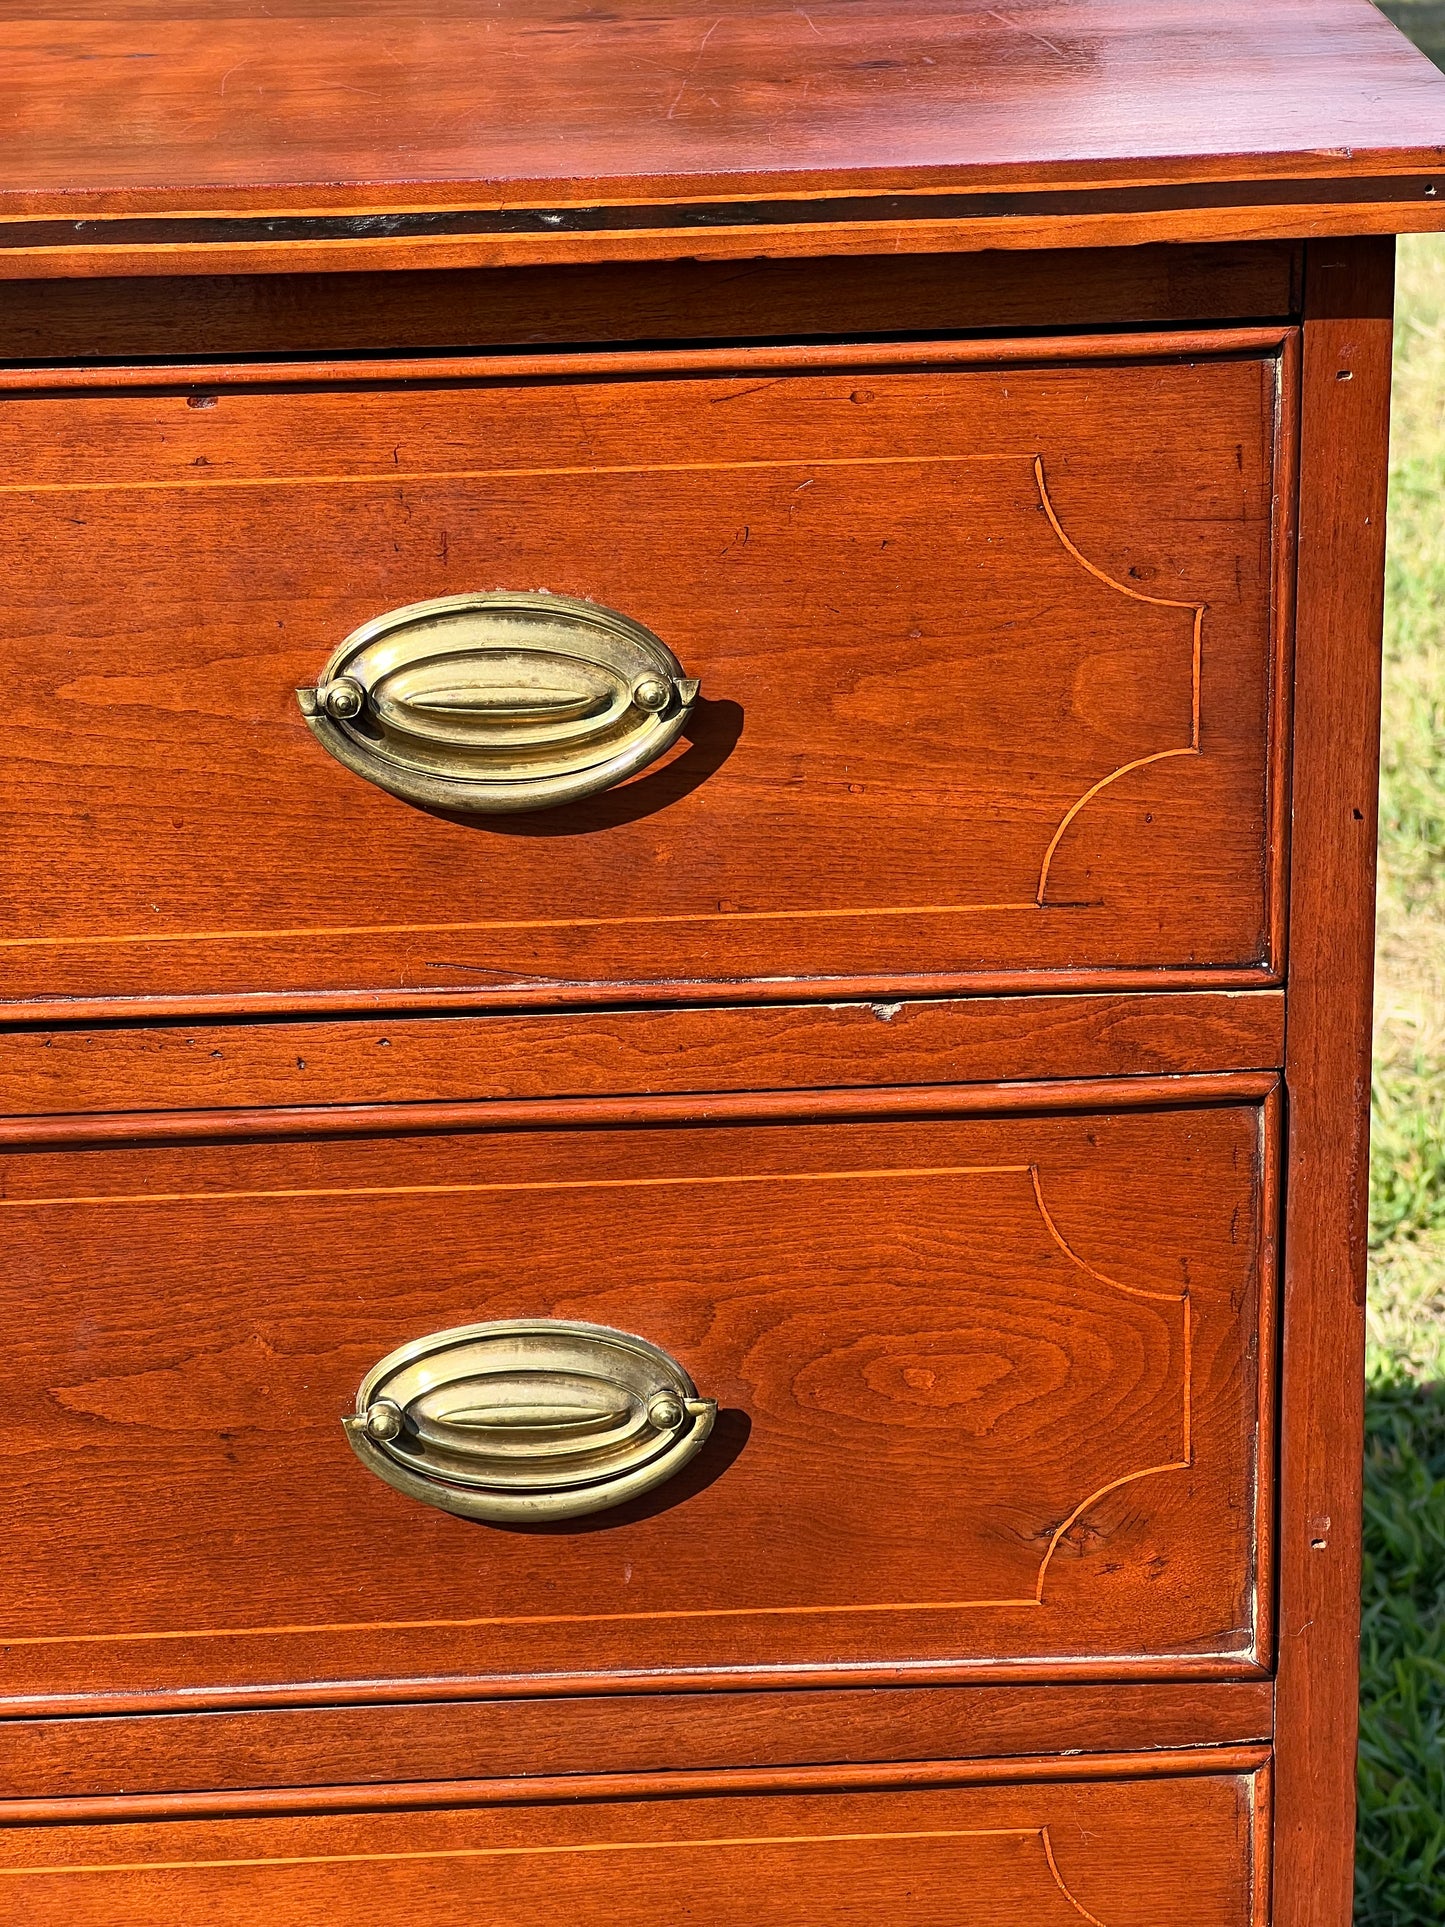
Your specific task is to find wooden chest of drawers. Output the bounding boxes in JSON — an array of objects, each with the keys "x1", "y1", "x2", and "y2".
[{"x1": 5, "y1": 3, "x2": 1445, "y2": 1922}]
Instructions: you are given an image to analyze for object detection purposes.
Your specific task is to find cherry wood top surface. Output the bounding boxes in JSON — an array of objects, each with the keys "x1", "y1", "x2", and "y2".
[{"x1": 7, "y1": 0, "x2": 1445, "y2": 218}]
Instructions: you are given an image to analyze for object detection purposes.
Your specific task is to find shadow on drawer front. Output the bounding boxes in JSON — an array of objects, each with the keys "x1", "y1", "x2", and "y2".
[
  {"x1": 0, "y1": 1770, "x2": 1263, "y2": 1927},
  {"x1": 0, "y1": 338, "x2": 1286, "y2": 1014},
  {"x1": 0, "y1": 1085, "x2": 1275, "y2": 1709}
]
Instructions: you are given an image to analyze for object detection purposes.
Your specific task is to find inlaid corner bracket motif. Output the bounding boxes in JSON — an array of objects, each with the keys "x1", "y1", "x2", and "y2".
[
  {"x1": 1032, "y1": 455, "x2": 1206, "y2": 906},
  {"x1": 1026, "y1": 1164, "x2": 1194, "y2": 1606}
]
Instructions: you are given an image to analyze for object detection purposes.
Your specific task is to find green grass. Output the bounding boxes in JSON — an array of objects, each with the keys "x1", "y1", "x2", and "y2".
[
  {"x1": 1357, "y1": 1381, "x2": 1445, "y2": 1925},
  {"x1": 1358, "y1": 229, "x2": 1445, "y2": 1924},
  {"x1": 1377, "y1": 2, "x2": 1445, "y2": 72}
]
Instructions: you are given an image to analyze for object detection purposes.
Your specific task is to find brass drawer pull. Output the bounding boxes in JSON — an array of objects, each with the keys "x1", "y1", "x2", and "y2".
[
  {"x1": 343, "y1": 1319, "x2": 718, "y2": 1522},
  {"x1": 297, "y1": 591, "x2": 699, "y2": 814}
]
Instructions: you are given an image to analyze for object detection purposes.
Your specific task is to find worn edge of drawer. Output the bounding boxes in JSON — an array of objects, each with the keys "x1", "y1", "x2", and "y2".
[
  {"x1": 0, "y1": 246, "x2": 1303, "y2": 368},
  {"x1": 0, "y1": 967, "x2": 1285, "y2": 1030},
  {"x1": 0, "y1": 327, "x2": 1294, "y2": 389},
  {"x1": 0, "y1": 1681, "x2": 1274, "y2": 1806},
  {"x1": 0, "y1": 991, "x2": 1287, "y2": 1123},
  {"x1": 0, "y1": 1068, "x2": 1282, "y2": 1147},
  {"x1": 0, "y1": 1743, "x2": 1274, "y2": 1828},
  {"x1": 0, "y1": 1653, "x2": 1276, "y2": 1726}
]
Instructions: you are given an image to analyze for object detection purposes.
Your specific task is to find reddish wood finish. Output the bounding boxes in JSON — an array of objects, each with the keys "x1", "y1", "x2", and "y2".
[
  {"x1": 4, "y1": 5, "x2": 1425, "y2": 1902},
  {"x1": 0, "y1": 1072, "x2": 1283, "y2": 1152},
  {"x1": 2, "y1": 976, "x2": 1296, "y2": 1027},
  {"x1": 0, "y1": 1681, "x2": 1272, "y2": 1799},
  {"x1": 0, "y1": 192, "x2": 1431, "y2": 284},
  {"x1": 1272, "y1": 238, "x2": 1394, "y2": 1927},
  {"x1": 2, "y1": 0, "x2": 1444, "y2": 274},
  {"x1": 0, "y1": 1768, "x2": 1264, "y2": 1927},
  {"x1": 0, "y1": 1093, "x2": 1273, "y2": 1711},
  {"x1": 0, "y1": 1745, "x2": 1275, "y2": 1823},
  {"x1": 0, "y1": 246, "x2": 1301, "y2": 363},
  {"x1": 0, "y1": 338, "x2": 1287, "y2": 1013},
  {"x1": 0, "y1": 993, "x2": 1284, "y2": 1120},
  {"x1": 0, "y1": 1073, "x2": 1282, "y2": 1151},
  {"x1": 0, "y1": 328, "x2": 1296, "y2": 391}
]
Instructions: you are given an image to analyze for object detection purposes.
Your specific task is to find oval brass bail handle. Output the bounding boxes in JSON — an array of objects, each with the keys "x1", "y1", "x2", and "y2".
[
  {"x1": 342, "y1": 1319, "x2": 719, "y2": 1523},
  {"x1": 296, "y1": 591, "x2": 700, "y2": 814}
]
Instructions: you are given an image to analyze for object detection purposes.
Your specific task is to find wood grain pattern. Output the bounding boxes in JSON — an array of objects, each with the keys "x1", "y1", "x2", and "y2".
[
  {"x1": 2, "y1": 0, "x2": 1443, "y2": 226},
  {"x1": 1267, "y1": 328, "x2": 1302, "y2": 979},
  {"x1": 0, "y1": 1072, "x2": 1285, "y2": 1150},
  {"x1": 0, "y1": 1681, "x2": 1272, "y2": 1799},
  {"x1": 1, "y1": 971, "x2": 1296, "y2": 1028},
  {"x1": 1273, "y1": 237, "x2": 1394, "y2": 1927},
  {"x1": 0, "y1": 341, "x2": 1286, "y2": 1013},
  {"x1": 0, "y1": 246, "x2": 1302, "y2": 363},
  {"x1": 0, "y1": 1, "x2": 1409, "y2": 1898},
  {"x1": 0, "y1": 328, "x2": 1296, "y2": 390},
  {"x1": 0, "y1": 1771, "x2": 1262, "y2": 1927},
  {"x1": 0, "y1": 993, "x2": 1285, "y2": 1120},
  {"x1": 0, "y1": 1096, "x2": 1271, "y2": 1711},
  {"x1": 0, "y1": 1746, "x2": 1276, "y2": 1822}
]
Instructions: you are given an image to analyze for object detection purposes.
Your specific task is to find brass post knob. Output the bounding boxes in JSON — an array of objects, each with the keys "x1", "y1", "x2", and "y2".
[
  {"x1": 319, "y1": 676, "x2": 367, "y2": 721},
  {"x1": 361, "y1": 1398, "x2": 405, "y2": 1442},
  {"x1": 646, "y1": 1391, "x2": 686, "y2": 1430}
]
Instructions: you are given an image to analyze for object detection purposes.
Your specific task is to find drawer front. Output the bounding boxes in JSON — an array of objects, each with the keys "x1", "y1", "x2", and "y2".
[
  {"x1": 0, "y1": 338, "x2": 1286, "y2": 1015},
  {"x1": 0, "y1": 1085, "x2": 1274, "y2": 1709},
  {"x1": 0, "y1": 1684, "x2": 1274, "y2": 1799},
  {"x1": 0, "y1": 1769, "x2": 1265, "y2": 1926},
  {"x1": 0, "y1": 991, "x2": 1286, "y2": 1118}
]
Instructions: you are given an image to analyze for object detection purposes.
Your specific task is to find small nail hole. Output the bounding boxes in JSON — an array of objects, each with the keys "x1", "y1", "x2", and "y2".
[
  {"x1": 1311, "y1": 1538, "x2": 1327, "y2": 1550},
  {"x1": 1337, "y1": 369, "x2": 1354, "y2": 381}
]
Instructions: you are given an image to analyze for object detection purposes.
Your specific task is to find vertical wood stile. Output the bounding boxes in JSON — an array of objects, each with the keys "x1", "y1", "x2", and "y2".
[{"x1": 1275, "y1": 234, "x2": 1396, "y2": 1927}]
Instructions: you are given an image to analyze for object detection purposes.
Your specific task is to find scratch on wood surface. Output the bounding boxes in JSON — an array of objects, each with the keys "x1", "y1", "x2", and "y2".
[
  {"x1": 985, "y1": 7, "x2": 1069, "y2": 60},
  {"x1": 666, "y1": 15, "x2": 723, "y2": 118}
]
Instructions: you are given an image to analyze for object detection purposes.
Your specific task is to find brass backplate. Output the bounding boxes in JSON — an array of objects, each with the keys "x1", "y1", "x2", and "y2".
[
  {"x1": 297, "y1": 591, "x2": 699, "y2": 813},
  {"x1": 343, "y1": 1318, "x2": 717, "y2": 1523}
]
